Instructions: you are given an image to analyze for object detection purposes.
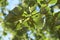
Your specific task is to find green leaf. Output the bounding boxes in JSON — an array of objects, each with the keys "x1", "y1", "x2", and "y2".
[
  {"x1": 0, "y1": 17, "x2": 3, "y2": 22},
  {"x1": 49, "y1": 0, "x2": 57, "y2": 4},
  {"x1": 0, "y1": 13, "x2": 3, "y2": 16},
  {"x1": 3, "y1": 31, "x2": 7, "y2": 36},
  {"x1": 16, "y1": 22, "x2": 21, "y2": 30},
  {"x1": 37, "y1": 0, "x2": 41, "y2": 4},
  {"x1": 56, "y1": 25, "x2": 60, "y2": 30}
]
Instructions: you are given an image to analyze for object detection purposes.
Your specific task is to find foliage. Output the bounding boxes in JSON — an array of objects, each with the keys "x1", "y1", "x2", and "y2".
[{"x1": 0, "y1": 0, "x2": 60, "y2": 40}]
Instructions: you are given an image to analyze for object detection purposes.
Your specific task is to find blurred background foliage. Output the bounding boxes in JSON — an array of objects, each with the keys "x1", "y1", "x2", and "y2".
[{"x1": 0, "y1": 0, "x2": 60, "y2": 40}]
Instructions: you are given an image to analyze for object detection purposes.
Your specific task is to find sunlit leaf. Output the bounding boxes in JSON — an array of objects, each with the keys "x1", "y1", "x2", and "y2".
[
  {"x1": 37, "y1": 0, "x2": 41, "y2": 4},
  {"x1": 0, "y1": 17, "x2": 3, "y2": 22},
  {"x1": 49, "y1": 0, "x2": 57, "y2": 4}
]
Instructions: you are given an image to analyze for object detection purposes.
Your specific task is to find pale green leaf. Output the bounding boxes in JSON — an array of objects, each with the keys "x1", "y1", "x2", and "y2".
[
  {"x1": 0, "y1": 17, "x2": 3, "y2": 22},
  {"x1": 49, "y1": 0, "x2": 57, "y2": 4},
  {"x1": 0, "y1": 13, "x2": 3, "y2": 16}
]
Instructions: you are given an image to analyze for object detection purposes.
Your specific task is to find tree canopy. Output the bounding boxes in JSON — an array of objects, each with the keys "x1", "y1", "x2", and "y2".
[{"x1": 0, "y1": 0, "x2": 60, "y2": 40}]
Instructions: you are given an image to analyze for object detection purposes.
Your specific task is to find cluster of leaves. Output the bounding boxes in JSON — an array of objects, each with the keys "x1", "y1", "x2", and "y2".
[
  {"x1": 0, "y1": 0, "x2": 8, "y2": 7},
  {"x1": 0, "y1": 0, "x2": 60, "y2": 40}
]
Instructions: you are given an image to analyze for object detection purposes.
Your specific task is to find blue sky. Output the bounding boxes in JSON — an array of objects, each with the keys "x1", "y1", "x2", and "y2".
[{"x1": 6, "y1": 0, "x2": 20, "y2": 10}]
